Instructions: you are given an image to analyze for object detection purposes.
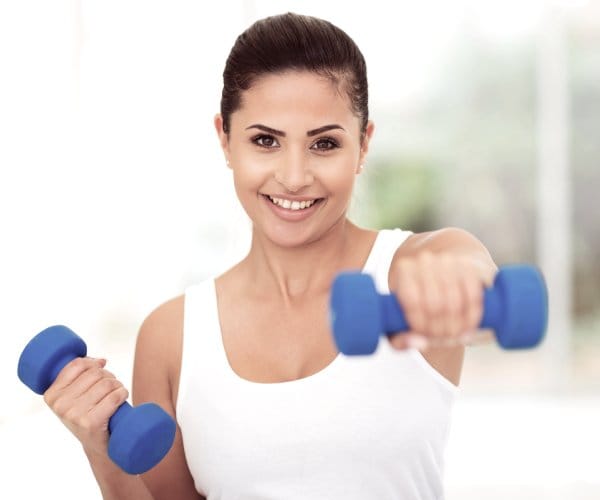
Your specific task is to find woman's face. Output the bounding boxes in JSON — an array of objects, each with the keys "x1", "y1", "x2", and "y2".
[{"x1": 215, "y1": 70, "x2": 373, "y2": 248}]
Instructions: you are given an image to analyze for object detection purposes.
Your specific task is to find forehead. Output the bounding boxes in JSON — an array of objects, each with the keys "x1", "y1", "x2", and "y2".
[{"x1": 234, "y1": 70, "x2": 358, "y2": 130}]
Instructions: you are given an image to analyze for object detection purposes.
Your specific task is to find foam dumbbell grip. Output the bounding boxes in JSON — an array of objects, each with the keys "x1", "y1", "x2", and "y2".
[
  {"x1": 330, "y1": 264, "x2": 548, "y2": 355},
  {"x1": 17, "y1": 325, "x2": 176, "y2": 474}
]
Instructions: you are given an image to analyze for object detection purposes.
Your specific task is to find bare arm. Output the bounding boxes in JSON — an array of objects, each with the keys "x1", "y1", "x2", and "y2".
[
  {"x1": 132, "y1": 296, "x2": 205, "y2": 500},
  {"x1": 388, "y1": 227, "x2": 498, "y2": 385},
  {"x1": 69, "y1": 296, "x2": 203, "y2": 499},
  {"x1": 41, "y1": 354, "x2": 157, "y2": 499}
]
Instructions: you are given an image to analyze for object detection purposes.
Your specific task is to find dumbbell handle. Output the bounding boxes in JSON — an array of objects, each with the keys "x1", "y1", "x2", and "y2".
[{"x1": 380, "y1": 288, "x2": 500, "y2": 333}]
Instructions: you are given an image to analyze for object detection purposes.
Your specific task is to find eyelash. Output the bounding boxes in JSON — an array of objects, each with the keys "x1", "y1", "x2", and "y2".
[
  {"x1": 312, "y1": 137, "x2": 340, "y2": 151},
  {"x1": 251, "y1": 134, "x2": 340, "y2": 151}
]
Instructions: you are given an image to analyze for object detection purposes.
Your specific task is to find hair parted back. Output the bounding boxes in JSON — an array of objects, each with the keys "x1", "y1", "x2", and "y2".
[{"x1": 220, "y1": 12, "x2": 369, "y2": 137}]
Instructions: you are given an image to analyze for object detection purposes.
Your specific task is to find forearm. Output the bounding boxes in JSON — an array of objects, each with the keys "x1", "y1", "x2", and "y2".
[
  {"x1": 397, "y1": 228, "x2": 497, "y2": 281},
  {"x1": 84, "y1": 446, "x2": 155, "y2": 500}
]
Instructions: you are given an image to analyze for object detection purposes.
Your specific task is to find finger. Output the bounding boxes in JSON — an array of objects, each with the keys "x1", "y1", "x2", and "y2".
[
  {"x1": 459, "y1": 259, "x2": 485, "y2": 333},
  {"x1": 438, "y1": 254, "x2": 464, "y2": 338},
  {"x1": 394, "y1": 259, "x2": 426, "y2": 335},
  {"x1": 53, "y1": 357, "x2": 106, "y2": 390},
  {"x1": 389, "y1": 332, "x2": 429, "y2": 351},
  {"x1": 45, "y1": 357, "x2": 107, "y2": 403},
  {"x1": 77, "y1": 376, "x2": 127, "y2": 413},
  {"x1": 85, "y1": 386, "x2": 130, "y2": 431},
  {"x1": 417, "y1": 252, "x2": 445, "y2": 337},
  {"x1": 68, "y1": 366, "x2": 117, "y2": 400}
]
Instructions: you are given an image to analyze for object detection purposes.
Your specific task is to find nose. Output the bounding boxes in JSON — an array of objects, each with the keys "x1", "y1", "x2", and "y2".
[{"x1": 274, "y1": 150, "x2": 314, "y2": 193}]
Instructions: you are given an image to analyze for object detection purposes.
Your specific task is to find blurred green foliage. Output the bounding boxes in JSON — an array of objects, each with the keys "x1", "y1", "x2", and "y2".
[
  {"x1": 352, "y1": 20, "x2": 599, "y2": 322},
  {"x1": 359, "y1": 158, "x2": 440, "y2": 233}
]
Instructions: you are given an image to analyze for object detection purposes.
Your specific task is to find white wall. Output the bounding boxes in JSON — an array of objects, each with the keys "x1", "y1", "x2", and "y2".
[{"x1": 1, "y1": 1, "x2": 595, "y2": 498}]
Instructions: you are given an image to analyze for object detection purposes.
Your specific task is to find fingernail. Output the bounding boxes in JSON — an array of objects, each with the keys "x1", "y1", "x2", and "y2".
[{"x1": 406, "y1": 335, "x2": 429, "y2": 351}]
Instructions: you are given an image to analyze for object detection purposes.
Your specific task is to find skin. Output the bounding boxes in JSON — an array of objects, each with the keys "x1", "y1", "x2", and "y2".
[{"x1": 42, "y1": 70, "x2": 497, "y2": 499}]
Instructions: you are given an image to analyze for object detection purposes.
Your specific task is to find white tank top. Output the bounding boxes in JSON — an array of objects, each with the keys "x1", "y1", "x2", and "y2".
[{"x1": 177, "y1": 229, "x2": 459, "y2": 499}]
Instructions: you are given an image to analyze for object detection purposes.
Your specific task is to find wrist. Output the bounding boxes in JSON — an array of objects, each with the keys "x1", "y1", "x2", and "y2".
[{"x1": 83, "y1": 444, "x2": 122, "y2": 475}]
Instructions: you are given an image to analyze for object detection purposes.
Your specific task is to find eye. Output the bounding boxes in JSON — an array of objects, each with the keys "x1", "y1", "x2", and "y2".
[
  {"x1": 311, "y1": 137, "x2": 340, "y2": 151},
  {"x1": 252, "y1": 134, "x2": 280, "y2": 149}
]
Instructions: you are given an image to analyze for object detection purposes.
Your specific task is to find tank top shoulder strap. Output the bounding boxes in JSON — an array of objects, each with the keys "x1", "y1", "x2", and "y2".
[
  {"x1": 177, "y1": 278, "x2": 225, "y2": 414},
  {"x1": 362, "y1": 229, "x2": 461, "y2": 395},
  {"x1": 362, "y1": 228, "x2": 413, "y2": 294}
]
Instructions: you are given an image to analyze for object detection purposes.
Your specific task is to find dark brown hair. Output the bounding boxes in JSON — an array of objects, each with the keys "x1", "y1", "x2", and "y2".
[{"x1": 220, "y1": 12, "x2": 369, "y2": 137}]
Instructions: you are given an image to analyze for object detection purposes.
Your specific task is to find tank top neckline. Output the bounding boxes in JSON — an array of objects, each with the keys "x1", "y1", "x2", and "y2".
[{"x1": 209, "y1": 229, "x2": 388, "y2": 388}]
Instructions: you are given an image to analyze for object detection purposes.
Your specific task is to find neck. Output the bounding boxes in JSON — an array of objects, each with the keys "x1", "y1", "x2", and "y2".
[{"x1": 244, "y1": 219, "x2": 363, "y2": 306}]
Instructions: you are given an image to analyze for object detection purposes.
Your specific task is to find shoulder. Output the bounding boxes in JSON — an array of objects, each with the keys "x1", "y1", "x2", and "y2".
[
  {"x1": 396, "y1": 227, "x2": 491, "y2": 256},
  {"x1": 134, "y1": 294, "x2": 185, "y2": 407},
  {"x1": 138, "y1": 294, "x2": 185, "y2": 340},
  {"x1": 391, "y1": 227, "x2": 496, "y2": 283},
  {"x1": 133, "y1": 295, "x2": 206, "y2": 499},
  {"x1": 137, "y1": 295, "x2": 185, "y2": 358}
]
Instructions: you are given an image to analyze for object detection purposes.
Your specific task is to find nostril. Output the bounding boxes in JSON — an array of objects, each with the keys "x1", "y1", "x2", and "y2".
[{"x1": 274, "y1": 172, "x2": 314, "y2": 193}]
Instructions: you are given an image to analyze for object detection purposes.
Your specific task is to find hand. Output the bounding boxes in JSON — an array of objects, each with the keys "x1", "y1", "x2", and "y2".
[
  {"x1": 389, "y1": 251, "x2": 493, "y2": 350},
  {"x1": 43, "y1": 357, "x2": 129, "y2": 457}
]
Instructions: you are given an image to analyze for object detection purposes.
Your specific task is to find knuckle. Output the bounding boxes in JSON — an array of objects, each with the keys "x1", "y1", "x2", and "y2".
[
  {"x1": 100, "y1": 377, "x2": 120, "y2": 393},
  {"x1": 396, "y1": 257, "x2": 413, "y2": 271},
  {"x1": 470, "y1": 305, "x2": 484, "y2": 327},
  {"x1": 441, "y1": 252, "x2": 455, "y2": 265},
  {"x1": 78, "y1": 415, "x2": 94, "y2": 431},
  {"x1": 108, "y1": 387, "x2": 128, "y2": 406},
  {"x1": 429, "y1": 319, "x2": 445, "y2": 337},
  {"x1": 446, "y1": 292, "x2": 462, "y2": 315},
  {"x1": 88, "y1": 367, "x2": 109, "y2": 386},
  {"x1": 418, "y1": 250, "x2": 433, "y2": 263},
  {"x1": 92, "y1": 366, "x2": 107, "y2": 378},
  {"x1": 43, "y1": 391, "x2": 55, "y2": 407},
  {"x1": 63, "y1": 406, "x2": 81, "y2": 423},
  {"x1": 465, "y1": 279, "x2": 482, "y2": 304},
  {"x1": 453, "y1": 319, "x2": 468, "y2": 337},
  {"x1": 54, "y1": 399, "x2": 75, "y2": 419},
  {"x1": 398, "y1": 289, "x2": 420, "y2": 311},
  {"x1": 69, "y1": 357, "x2": 88, "y2": 371},
  {"x1": 406, "y1": 312, "x2": 425, "y2": 334},
  {"x1": 425, "y1": 293, "x2": 443, "y2": 315}
]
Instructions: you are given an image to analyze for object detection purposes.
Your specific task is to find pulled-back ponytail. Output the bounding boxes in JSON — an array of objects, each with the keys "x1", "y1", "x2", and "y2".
[{"x1": 220, "y1": 13, "x2": 369, "y2": 136}]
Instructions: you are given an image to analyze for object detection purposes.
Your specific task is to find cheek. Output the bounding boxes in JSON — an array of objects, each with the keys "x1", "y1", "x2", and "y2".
[
  {"x1": 231, "y1": 160, "x2": 269, "y2": 203},
  {"x1": 319, "y1": 157, "x2": 358, "y2": 194}
]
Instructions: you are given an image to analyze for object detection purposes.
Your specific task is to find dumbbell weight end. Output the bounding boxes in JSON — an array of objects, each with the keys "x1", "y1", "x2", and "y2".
[{"x1": 108, "y1": 401, "x2": 176, "y2": 475}]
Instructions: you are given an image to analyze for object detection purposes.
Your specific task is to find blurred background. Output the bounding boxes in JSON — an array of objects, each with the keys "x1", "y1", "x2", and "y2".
[{"x1": 1, "y1": 0, "x2": 598, "y2": 498}]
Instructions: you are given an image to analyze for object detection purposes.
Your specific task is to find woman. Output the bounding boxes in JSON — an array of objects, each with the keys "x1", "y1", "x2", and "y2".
[{"x1": 44, "y1": 12, "x2": 496, "y2": 499}]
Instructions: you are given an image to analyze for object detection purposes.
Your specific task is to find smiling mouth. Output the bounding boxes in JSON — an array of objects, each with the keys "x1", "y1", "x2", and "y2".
[{"x1": 264, "y1": 195, "x2": 324, "y2": 211}]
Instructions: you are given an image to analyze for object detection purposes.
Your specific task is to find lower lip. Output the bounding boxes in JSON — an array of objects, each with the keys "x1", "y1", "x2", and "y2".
[{"x1": 262, "y1": 195, "x2": 323, "y2": 222}]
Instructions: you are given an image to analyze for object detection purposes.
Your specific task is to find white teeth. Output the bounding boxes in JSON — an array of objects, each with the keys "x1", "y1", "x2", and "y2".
[{"x1": 268, "y1": 196, "x2": 318, "y2": 211}]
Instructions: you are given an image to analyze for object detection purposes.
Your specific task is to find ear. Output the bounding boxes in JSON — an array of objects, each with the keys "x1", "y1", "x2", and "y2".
[
  {"x1": 357, "y1": 120, "x2": 375, "y2": 173},
  {"x1": 214, "y1": 114, "x2": 231, "y2": 167}
]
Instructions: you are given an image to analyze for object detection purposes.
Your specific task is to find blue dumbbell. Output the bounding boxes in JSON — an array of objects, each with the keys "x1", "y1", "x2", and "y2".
[
  {"x1": 17, "y1": 325, "x2": 176, "y2": 474},
  {"x1": 330, "y1": 264, "x2": 548, "y2": 355}
]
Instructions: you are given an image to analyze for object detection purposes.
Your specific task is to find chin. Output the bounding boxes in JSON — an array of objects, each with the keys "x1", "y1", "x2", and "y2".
[{"x1": 261, "y1": 225, "x2": 322, "y2": 249}]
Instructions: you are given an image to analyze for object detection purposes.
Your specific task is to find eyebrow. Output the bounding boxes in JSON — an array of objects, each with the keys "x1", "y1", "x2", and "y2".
[{"x1": 245, "y1": 124, "x2": 345, "y2": 137}]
